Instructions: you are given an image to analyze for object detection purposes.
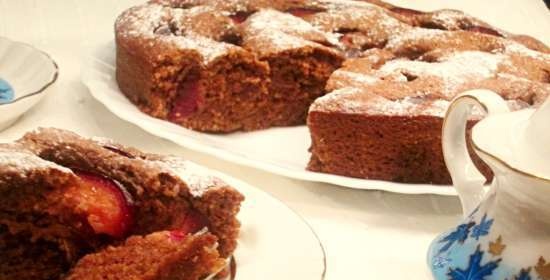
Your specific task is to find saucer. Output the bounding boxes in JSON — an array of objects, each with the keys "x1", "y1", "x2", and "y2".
[{"x1": 0, "y1": 37, "x2": 58, "y2": 131}]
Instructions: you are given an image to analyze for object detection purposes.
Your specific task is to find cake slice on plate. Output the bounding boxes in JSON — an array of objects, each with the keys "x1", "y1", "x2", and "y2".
[{"x1": 0, "y1": 128, "x2": 244, "y2": 280}]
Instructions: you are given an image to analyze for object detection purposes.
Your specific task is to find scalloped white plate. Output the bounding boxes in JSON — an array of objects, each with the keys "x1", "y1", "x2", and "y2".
[{"x1": 82, "y1": 41, "x2": 456, "y2": 196}]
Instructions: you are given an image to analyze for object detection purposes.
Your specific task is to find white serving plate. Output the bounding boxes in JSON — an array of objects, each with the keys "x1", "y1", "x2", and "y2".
[
  {"x1": 82, "y1": 41, "x2": 456, "y2": 196},
  {"x1": 0, "y1": 37, "x2": 58, "y2": 131},
  {"x1": 209, "y1": 168, "x2": 326, "y2": 279}
]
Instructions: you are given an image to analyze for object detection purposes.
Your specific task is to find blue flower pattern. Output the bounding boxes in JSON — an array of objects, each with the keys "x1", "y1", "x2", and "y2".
[
  {"x1": 471, "y1": 214, "x2": 494, "y2": 241},
  {"x1": 439, "y1": 222, "x2": 475, "y2": 253},
  {"x1": 513, "y1": 269, "x2": 532, "y2": 280},
  {"x1": 431, "y1": 212, "x2": 547, "y2": 280},
  {"x1": 448, "y1": 246, "x2": 501, "y2": 280},
  {"x1": 433, "y1": 255, "x2": 453, "y2": 269}
]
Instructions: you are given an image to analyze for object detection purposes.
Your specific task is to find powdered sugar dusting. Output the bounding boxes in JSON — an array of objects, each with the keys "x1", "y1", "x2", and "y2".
[
  {"x1": 379, "y1": 96, "x2": 449, "y2": 116},
  {"x1": 311, "y1": 87, "x2": 450, "y2": 116},
  {"x1": 385, "y1": 27, "x2": 447, "y2": 49},
  {"x1": 329, "y1": 70, "x2": 378, "y2": 89},
  {"x1": 154, "y1": 156, "x2": 224, "y2": 197},
  {"x1": 245, "y1": 9, "x2": 340, "y2": 47},
  {"x1": 430, "y1": 10, "x2": 465, "y2": 29},
  {"x1": 0, "y1": 149, "x2": 71, "y2": 173},
  {"x1": 311, "y1": 0, "x2": 405, "y2": 35},
  {"x1": 310, "y1": 87, "x2": 371, "y2": 113},
  {"x1": 116, "y1": 3, "x2": 237, "y2": 64},
  {"x1": 246, "y1": 30, "x2": 324, "y2": 54},
  {"x1": 247, "y1": 9, "x2": 318, "y2": 36},
  {"x1": 90, "y1": 136, "x2": 117, "y2": 146},
  {"x1": 170, "y1": 34, "x2": 236, "y2": 63},
  {"x1": 116, "y1": 4, "x2": 166, "y2": 38},
  {"x1": 428, "y1": 9, "x2": 485, "y2": 31},
  {"x1": 338, "y1": 70, "x2": 378, "y2": 84},
  {"x1": 378, "y1": 51, "x2": 504, "y2": 97},
  {"x1": 503, "y1": 41, "x2": 550, "y2": 61}
]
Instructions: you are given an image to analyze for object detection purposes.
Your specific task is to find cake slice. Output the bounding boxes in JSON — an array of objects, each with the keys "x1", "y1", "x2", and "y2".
[
  {"x1": 19, "y1": 128, "x2": 243, "y2": 258},
  {"x1": 1, "y1": 128, "x2": 244, "y2": 279},
  {"x1": 308, "y1": 48, "x2": 549, "y2": 184}
]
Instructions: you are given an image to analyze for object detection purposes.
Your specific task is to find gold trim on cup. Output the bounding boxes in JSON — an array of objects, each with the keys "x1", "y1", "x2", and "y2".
[{"x1": 443, "y1": 94, "x2": 550, "y2": 183}]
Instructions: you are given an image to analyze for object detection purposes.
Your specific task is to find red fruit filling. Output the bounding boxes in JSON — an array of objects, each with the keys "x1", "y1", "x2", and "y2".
[
  {"x1": 168, "y1": 76, "x2": 202, "y2": 122},
  {"x1": 340, "y1": 33, "x2": 354, "y2": 47},
  {"x1": 286, "y1": 7, "x2": 325, "y2": 18},
  {"x1": 229, "y1": 11, "x2": 254, "y2": 24},
  {"x1": 464, "y1": 25, "x2": 503, "y2": 37},
  {"x1": 65, "y1": 171, "x2": 134, "y2": 238},
  {"x1": 390, "y1": 7, "x2": 425, "y2": 16},
  {"x1": 170, "y1": 210, "x2": 210, "y2": 241}
]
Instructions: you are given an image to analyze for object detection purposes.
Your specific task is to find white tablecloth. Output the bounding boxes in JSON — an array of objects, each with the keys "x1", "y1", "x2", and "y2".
[{"x1": 1, "y1": 1, "x2": 548, "y2": 279}]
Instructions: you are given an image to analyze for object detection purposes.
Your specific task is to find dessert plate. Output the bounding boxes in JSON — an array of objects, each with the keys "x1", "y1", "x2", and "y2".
[
  {"x1": 82, "y1": 41, "x2": 456, "y2": 196},
  {"x1": 209, "y1": 168, "x2": 326, "y2": 279}
]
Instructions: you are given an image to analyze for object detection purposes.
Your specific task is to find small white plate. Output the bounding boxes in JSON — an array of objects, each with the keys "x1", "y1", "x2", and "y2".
[
  {"x1": 82, "y1": 41, "x2": 456, "y2": 196},
  {"x1": 206, "y1": 167, "x2": 326, "y2": 279},
  {"x1": 0, "y1": 37, "x2": 58, "y2": 131}
]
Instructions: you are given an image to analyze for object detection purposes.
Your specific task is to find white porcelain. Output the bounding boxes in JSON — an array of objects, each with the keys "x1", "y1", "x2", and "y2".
[
  {"x1": 428, "y1": 89, "x2": 550, "y2": 279},
  {"x1": 197, "y1": 166, "x2": 326, "y2": 279},
  {"x1": 0, "y1": 37, "x2": 58, "y2": 131},
  {"x1": 82, "y1": 41, "x2": 456, "y2": 196}
]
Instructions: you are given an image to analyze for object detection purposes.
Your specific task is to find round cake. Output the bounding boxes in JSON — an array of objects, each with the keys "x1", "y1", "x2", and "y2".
[{"x1": 115, "y1": 0, "x2": 550, "y2": 184}]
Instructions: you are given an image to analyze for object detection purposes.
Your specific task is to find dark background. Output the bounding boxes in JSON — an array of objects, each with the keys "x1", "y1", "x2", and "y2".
[{"x1": 545, "y1": 0, "x2": 550, "y2": 8}]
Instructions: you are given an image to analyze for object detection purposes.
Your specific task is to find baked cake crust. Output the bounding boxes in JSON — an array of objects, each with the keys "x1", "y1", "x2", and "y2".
[{"x1": 115, "y1": 0, "x2": 550, "y2": 184}]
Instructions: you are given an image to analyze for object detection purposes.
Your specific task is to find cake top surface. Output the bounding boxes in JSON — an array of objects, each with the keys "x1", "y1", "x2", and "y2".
[
  {"x1": 0, "y1": 145, "x2": 71, "y2": 174},
  {"x1": 152, "y1": 156, "x2": 226, "y2": 197},
  {"x1": 377, "y1": 51, "x2": 505, "y2": 97},
  {"x1": 18, "y1": 128, "x2": 233, "y2": 199},
  {"x1": 314, "y1": 43, "x2": 550, "y2": 115},
  {"x1": 115, "y1": 3, "x2": 240, "y2": 64},
  {"x1": 116, "y1": 0, "x2": 549, "y2": 117},
  {"x1": 310, "y1": 87, "x2": 451, "y2": 116}
]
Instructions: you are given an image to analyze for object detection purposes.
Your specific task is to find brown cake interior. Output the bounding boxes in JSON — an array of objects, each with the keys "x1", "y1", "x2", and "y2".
[
  {"x1": 0, "y1": 226, "x2": 70, "y2": 280},
  {"x1": 173, "y1": 51, "x2": 272, "y2": 132},
  {"x1": 66, "y1": 231, "x2": 225, "y2": 280},
  {"x1": 308, "y1": 108, "x2": 492, "y2": 184},
  {"x1": 263, "y1": 48, "x2": 344, "y2": 126}
]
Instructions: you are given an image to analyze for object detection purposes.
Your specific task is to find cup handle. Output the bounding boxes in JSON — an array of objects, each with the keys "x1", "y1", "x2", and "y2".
[{"x1": 442, "y1": 89, "x2": 510, "y2": 216}]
